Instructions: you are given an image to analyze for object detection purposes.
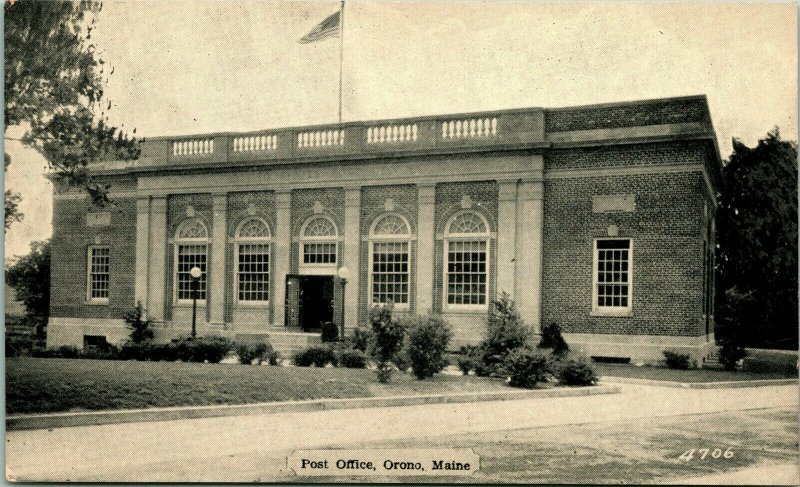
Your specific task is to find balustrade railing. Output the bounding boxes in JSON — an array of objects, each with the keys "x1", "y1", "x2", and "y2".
[
  {"x1": 233, "y1": 134, "x2": 278, "y2": 152},
  {"x1": 297, "y1": 129, "x2": 345, "y2": 148},
  {"x1": 441, "y1": 117, "x2": 498, "y2": 140},
  {"x1": 172, "y1": 138, "x2": 214, "y2": 156},
  {"x1": 367, "y1": 123, "x2": 418, "y2": 144}
]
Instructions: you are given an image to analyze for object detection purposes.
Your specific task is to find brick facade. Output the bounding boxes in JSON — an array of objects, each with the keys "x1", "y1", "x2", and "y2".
[{"x1": 47, "y1": 96, "x2": 722, "y2": 363}]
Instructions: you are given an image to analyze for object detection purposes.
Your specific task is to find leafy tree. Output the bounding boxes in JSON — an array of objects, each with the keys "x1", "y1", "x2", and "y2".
[
  {"x1": 480, "y1": 293, "x2": 531, "y2": 375},
  {"x1": 4, "y1": 0, "x2": 139, "y2": 228},
  {"x1": 6, "y1": 240, "x2": 51, "y2": 336},
  {"x1": 716, "y1": 129, "x2": 798, "y2": 349},
  {"x1": 124, "y1": 302, "x2": 154, "y2": 344},
  {"x1": 369, "y1": 303, "x2": 406, "y2": 383}
]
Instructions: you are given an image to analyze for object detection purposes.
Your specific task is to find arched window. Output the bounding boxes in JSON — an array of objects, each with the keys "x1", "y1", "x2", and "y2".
[
  {"x1": 299, "y1": 216, "x2": 338, "y2": 268},
  {"x1": 235, "y1": 218, "x2": 271, "y2": 303},
  {"x1": 444, "y1": 211, "x2": 490, "y2": 307},
  {"x1": 369, "y1": 213, "x2": 411, "y2": 307},
  {"x1": 174, "y1": 218, "x2": 209, "y2": 302}
]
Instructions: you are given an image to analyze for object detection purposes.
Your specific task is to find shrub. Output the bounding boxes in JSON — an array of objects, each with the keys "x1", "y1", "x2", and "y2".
[
  {"x1": 6, "y1": 334, "x2": 35, "y2": 357},
  {"x1": 336, "y1": 348, "x2": 367, "y2": 368},
  {"x1": 174, "y1": 336, "x2": 233, "y2": 363},
  {"x1": 456, "y1": 345, "x2": 481, "y2": 375},
  {"x1": 480, "y1": 293, "x2": 532, "y2": 376},
  {"x1": 119, "y1": 341, "x2": 152, "y2": 360},
  {"x1": 504, "y1": 347, "x2": 549, "y2": 388},
  {"x1": 538, "y1": 322, "x2": 569, "y2": 356},
  {"x1": 81, "y1": 344, "x2": 120, "y2": 360},
  {"x1": 321, "y1": 321, "x2": 339, "y2": 343},
  {"x1": 345, "y1": 327, "x2": 373, "y2": 352},
  {"x1": 124, "y1": 302, "x2": 154, "y2": 344},
  {"x1": 369, "y1": 304, "x2": 406, "y2": 383},
  {"x1": 663, "y1": 350, "x2": 692, "y2": 369},
  {"x1": 265, "y1": 349, "x2": 280, "y2": 365},
  {"x1": 718, "y1": 338, "x2": 747, "y2": 371},
  {"x1": 555, "y1": 356, "x2": 598, "y2": 386},
  {"x1": 236, "y1": 342, "x2": 274, "y2": 365},
  {"x1": 403, "y1": 315, "x2": 453, "y2": 379},
  {"x1": 31, "y1": 345, "x2": 82, "y2": 359},
  {"x1": 294, "y1": 345, "x2": 335, "y2": 367}
]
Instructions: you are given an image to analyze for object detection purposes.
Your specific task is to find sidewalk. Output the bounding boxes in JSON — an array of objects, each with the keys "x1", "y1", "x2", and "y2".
[{"x1": 6, "y1": 382, "x2": 797, "y2": 482}]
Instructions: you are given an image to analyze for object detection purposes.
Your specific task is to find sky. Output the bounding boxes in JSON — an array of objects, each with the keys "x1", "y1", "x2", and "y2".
[{"x1": 4, "y1": 1, "x2": 797, "y2": 259}]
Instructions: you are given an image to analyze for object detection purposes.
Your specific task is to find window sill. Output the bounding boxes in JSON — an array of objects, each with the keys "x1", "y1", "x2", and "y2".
[
  {"x1": 174, "y1": 301, "x2": 207, "y2": 307},
  {"x1": 443, "y1": 306, "x2": 488, "y2": 314},
  {"x1": 590, "y1": 309, "x2": 632, "y2": 317},
  {"x1": 85, "y1": 299, "x2": 109, "y2": 306},
  {"x1": 236, "y1": 301, "x2": 270, "y2": 307}
]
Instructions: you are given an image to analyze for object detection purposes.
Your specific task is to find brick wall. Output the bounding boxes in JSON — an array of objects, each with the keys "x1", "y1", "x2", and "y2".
[
  {"x1": 541, "y1": 169, "x2": 706, "y2": 337},
  {"x1": 50, "y1": 193, "x2": 137, "y2": 320},
  {"x1": 546, "y1": 141, "x2": 709, "y2": 171},
  {"x1": 433, "y1": 181, "x2": 499, "y2": 314},
  {"x1": 358, "y1": 184, "x2": 418, "y2": 324},
  {"x1": 290, "y1": 188, "x2": 345, "y2": 274},
  {"x1": 545, "y1": 97, "x2": 710, "y2": 133},
  {"x1": 225, "y1": 191, "x2": 276, "y2": 324},
  {"x1": 165, "y1": 193, "x2": 213, "y2": 322}
]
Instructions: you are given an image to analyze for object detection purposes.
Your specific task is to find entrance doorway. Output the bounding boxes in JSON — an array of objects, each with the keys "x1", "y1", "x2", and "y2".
[{"x1": 285, "y1": 275, "x2": 334, "y2": 331}]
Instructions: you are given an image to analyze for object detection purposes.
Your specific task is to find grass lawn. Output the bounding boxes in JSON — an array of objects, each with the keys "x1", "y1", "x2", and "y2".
[
  {"x1": 594, "y1": 362, "x2": 797, "y2": 383},
  {"x1": 6, "y1": 357, "x2": 510, "y2": 415},
  {"x1": 286, "y1": 408, "x2": 798, "y2": 483}
]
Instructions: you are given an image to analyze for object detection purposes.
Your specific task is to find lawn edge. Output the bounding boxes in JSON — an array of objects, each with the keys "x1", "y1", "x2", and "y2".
[
  {"x1": 6, "y1": 384, "x2": 620, "y2": 431},
  {"x1": 600, "y1": 376, "x2": 797, "y2": 389}
]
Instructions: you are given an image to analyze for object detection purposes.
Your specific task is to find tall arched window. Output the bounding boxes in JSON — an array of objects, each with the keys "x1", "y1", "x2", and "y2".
[
  {"x1": 174, "y1": 218, "x2": 209, "y2": 302},
  {"x1": 369, "y1": 213, "x2": 411, "y2": 307},
  {"x1": 235, "y1": 218, "x2": 271, "y2": 303},
  {"x1": 299, "y1": 216, "x2": 338, "y2": 269},
  {"x1": 444, "y1": 211, "x2": 490, "y2": 307}
]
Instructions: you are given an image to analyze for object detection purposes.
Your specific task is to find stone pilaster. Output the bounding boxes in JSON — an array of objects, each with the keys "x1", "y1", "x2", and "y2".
[
  {"x1": 148, "y1": 196, "x2": 167, "y2": 323},
  {"x1": 272, "y1": 191, "x2": 292, "y2": 327},
  {"x1": 135, "y1": 197, "x2": 150, "y2": 314},
  {"x1": 209, "y1": 193, "x2": 227, "y2": 325},
  {"x1": 416, "y1": 184, "x2": 436, "y2": 314},
  {"x1": 343, "y1": 187, "x2": 361, "y2": 331},
  {"x1": 515, "y1": 155, "x2": 544, "y2": 333},
  {"x1": 496, "y1": 180, "x2": 518, "y2": 299}
]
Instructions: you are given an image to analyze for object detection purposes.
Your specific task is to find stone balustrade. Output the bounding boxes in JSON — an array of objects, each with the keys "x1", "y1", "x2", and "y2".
[{"x1": 141, "y1": 108, "x2": 547, "y2": 166}]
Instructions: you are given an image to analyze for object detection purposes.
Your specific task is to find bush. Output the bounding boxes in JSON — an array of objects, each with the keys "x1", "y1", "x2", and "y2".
[
  {"x1": 124, "y1": 302, "x2": 154, "y2": 344},
  {"x1": 6, "y1": 334, "x2": 35, "y2": 357},
  {"x1": 294, "y1": 345, "x2": 335, "y2": 367},
  {"x1": 480, "y1": 293, "x2": 532, "y2": 376},
  {"x1": 718, "y1": 338, "x2": 747, "y2": 371},
  {"x1": 81, "y1": 344, "x2": 120, "y2": 360},
  {"x1": 336, "y1": 348, "x2": 367, "y2": 368},
  {"x1": 236, "y1": 342, "x2": 274, "y2": 365},
  {"x1": 555, "y1": 356, "x2": 598, "y2": 386},
  {"x1": 369, "y1": 304, "x2": 406, "y2": 383},
  {"x1": 31, "y1": 345, "x2": 81, "y2": 359},
  {"x1": 504, "y1": 347, "x2": 549, "y2": 388},
  {"x1": 345, "y1": 327, "x2": 373, "y2": 352},
  {"x1": 321, "y1": 321, "x2": 339, "y2": 343},
  {"x1": 663, "y1": 350, "x2": 692, "y2": 369},
  {"x1": 456, "y1": 345, "x2": 482, "y2": 375},
  {"x1": 402, "y1": 315, "x2": 453, "y2": 379},
  {"x1": 174, "y1": 336, "x2": 234, "y2": 363},
  {"x1": 538, "y1": 322, "x2": 569, "y2": 356}
]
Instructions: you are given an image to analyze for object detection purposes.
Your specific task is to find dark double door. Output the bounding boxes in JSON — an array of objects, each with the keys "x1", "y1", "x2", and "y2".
[{"x1": 285, "y1": 275, "x2": 334, "y2": 331}]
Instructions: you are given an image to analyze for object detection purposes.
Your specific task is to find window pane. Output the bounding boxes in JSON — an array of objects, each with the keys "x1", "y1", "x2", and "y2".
[
  {"x1": 177, "y1": 244, "x2": 207, "y2": 300},
  {"x1": 595, "y1": 239, "x2": 631, "y2": 309},
  {"x1": 371, "y1": 241, "x2": 409, "y2": 304},
  {"x1": 303, "y1": 242, "x2": 337, "y2": 264},
  {"x1": 446, "y1": 240, "x2": 487, "y2": 305},
  {"x1": 238, "y1": 243, "x2": 269, "y2": 301},
  {"x1": 89, "y1": 247, "x2": 110, "y2": 299}
]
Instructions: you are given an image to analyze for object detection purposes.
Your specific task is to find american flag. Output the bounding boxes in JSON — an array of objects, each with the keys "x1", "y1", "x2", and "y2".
[{"x1": 298, "y1": 10, "x2": 341, "y2": 44}]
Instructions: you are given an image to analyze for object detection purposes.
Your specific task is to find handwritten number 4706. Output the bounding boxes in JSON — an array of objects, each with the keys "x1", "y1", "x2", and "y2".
[{"x1": 679, "y1": 448, "x2": 734, "y2": 461}]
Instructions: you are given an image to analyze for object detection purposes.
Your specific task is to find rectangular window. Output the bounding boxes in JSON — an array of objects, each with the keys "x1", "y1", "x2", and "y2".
[
  {"x1": 87, "y1": 246, "x2": 110, "y2": 302},
  {"x1": 238, "y1": 243, "x2": 270, "y2": 302},
  {"x1": 594, "y1": 239, "x2": 632, "y2": 312},
  {"x1": 446, "y1": 240, "x2": 487, "y2": 305},
  {"x1": 177, "y1": 244, "x2": 207, "y2": 301},
  {"x1": 303, "y1": 242, "x2": 337, "y2": 264},
  {"x1": 371, "y1": 241, "x2": 409, "y2": 305}
]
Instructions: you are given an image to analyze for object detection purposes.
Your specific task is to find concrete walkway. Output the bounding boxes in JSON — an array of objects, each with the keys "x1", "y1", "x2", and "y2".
[{"x1": 6, "y1": 382, "x2": 797, "y2": 482}]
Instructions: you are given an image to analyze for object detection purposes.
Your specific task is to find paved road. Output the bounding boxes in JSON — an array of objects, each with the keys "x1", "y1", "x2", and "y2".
[{"x1": 6, "y1": 382, "x2": 797, "y2": 482}]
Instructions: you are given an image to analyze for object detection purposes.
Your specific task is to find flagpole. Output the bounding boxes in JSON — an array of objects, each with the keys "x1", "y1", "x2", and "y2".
[{"x1": 338, "y1": 0, "x2": 345, "y2": 124}]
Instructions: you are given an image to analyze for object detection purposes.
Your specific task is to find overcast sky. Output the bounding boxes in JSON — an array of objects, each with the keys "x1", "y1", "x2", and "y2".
[{"x1": 4, "y1": 1, "x2": 797, "y2": 259}]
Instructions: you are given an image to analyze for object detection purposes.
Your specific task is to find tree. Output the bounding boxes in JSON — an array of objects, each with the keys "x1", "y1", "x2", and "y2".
[
  {"x1": 716, "y1": 129, "x2": 798, "y2": 349},
  {"x1": 6, "y1": 240, "x2": 51, "y2": 337},
  {"x1": 4, "y1": 0, "x2": 139, "y2": 228}
]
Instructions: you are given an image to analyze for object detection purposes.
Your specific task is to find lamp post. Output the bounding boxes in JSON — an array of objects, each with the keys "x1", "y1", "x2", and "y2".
[
  {"x1": 189, "y1": 266, "x2": 202, "y2": 338},
  {"x1": 336, "y1": 266, "x2": 350, "y2": 339}
]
